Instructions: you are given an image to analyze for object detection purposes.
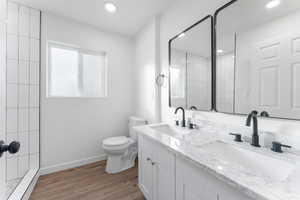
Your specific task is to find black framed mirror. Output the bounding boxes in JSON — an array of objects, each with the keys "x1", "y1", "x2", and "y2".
[
  {"x1": 215, "y1": 0, "x2": 300, "y2": 120},
  {"x1": 169, "y1": 15, "x2": 214, "y2": 111}
]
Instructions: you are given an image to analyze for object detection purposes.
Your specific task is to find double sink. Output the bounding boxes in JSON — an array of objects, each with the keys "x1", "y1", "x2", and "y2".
[{"x1": 148, "y1": 123, "x2": 297, "y2": 184}]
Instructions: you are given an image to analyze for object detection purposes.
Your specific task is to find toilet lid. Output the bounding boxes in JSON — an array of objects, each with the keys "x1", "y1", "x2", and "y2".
[{"x1": 103, "y1": 136, "x2": 129, "y2": 146}]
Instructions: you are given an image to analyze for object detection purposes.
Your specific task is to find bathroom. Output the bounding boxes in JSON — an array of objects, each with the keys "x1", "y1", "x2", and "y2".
[{"x1": 0, "y1": 0, "x2": 300, "y2": 199}]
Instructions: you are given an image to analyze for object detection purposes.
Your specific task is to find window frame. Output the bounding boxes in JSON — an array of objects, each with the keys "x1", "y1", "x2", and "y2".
[{"x1": 47, "y1": 41, "x2": 108, "y2": 99}]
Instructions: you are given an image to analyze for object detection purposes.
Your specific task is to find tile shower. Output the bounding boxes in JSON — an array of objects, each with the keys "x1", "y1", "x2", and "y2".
[{"x1": 5, "y1": 1, "x2": 40, "y2": 198}]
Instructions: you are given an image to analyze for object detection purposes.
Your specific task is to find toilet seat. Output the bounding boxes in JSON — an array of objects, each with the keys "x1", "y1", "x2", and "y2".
[
  {"x1": 103, "y1": 136, "x2": 129, "y2": 146},
  {"x1": 103, "y1": 136, "x2": 134, "y2": 151}
]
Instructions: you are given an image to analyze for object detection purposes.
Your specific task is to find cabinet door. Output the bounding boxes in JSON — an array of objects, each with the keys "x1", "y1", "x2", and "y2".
[
  {"x1": 176, "y1": 157, "x2": 254, "y2": 200},
  {"x1": 138, "y1": 136, "x2": 154, "y2": 200},
  {"x1": 153, "y1": 142, "x2": 176, "y2": 200},
  {"x1": 176, "y1": 158, "x2": 217, "y2": 200}
]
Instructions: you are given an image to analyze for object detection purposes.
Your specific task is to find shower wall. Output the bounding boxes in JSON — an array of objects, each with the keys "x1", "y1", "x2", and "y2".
[{"x1": 5, "y1": 1, "x2": 40, "y2": 198}]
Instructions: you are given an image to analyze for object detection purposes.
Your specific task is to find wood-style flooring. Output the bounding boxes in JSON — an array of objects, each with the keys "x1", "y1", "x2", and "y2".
[{"x1": 30, "y1": 161, "x2": 145, "y2": 200}]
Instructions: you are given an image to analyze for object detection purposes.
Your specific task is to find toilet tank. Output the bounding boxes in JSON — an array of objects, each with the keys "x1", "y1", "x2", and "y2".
[{"x1": 129, "y1": 116, "x2": 147, "y2": 140}]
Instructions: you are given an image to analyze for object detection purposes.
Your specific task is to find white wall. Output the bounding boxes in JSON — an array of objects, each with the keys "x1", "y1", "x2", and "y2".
[
  {"x1": 156, "y1": 0, "x2": 300, "y2": 149},
  {"x1": 134, "y1": 17, "x2": 161, "y2": 123},
  {"x1": 40, "y1": 13, "x2": 135, "y2": 173}
]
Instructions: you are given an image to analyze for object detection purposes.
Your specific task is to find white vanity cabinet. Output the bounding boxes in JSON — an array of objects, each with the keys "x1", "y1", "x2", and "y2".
[
  {"x1": 176, "y1": 157, "x2": 254, "y2": 200},
  {"x1": 138, "y1": 135, "x2": 176, "y2": 200},
  {"x1": 139, "y1": 133, "x2": 255, "y2": 200}
]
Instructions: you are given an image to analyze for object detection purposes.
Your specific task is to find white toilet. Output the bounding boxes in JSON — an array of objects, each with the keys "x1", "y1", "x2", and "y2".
[{"x1": 102, "y1": 117, "x2": 147, "y2": 174}]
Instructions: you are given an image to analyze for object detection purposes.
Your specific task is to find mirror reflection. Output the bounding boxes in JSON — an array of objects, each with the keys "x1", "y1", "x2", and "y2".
[
  {"x1": 169, "y1": 17, "x2": 212, "y2": 111},
  {"x1": 217, "y1": 0, "x2": 300, "y2": 119}
]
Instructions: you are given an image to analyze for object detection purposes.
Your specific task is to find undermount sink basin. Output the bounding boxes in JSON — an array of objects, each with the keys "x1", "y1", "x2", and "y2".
[
  {"x1": 200, "y1": 141, "x2": 295, "y2": 182},
  {"x1": 149, "y1": 124, "x2": 191, "y2": 138}
]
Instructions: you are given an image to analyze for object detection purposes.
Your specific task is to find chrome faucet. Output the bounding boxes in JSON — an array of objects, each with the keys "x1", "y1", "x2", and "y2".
[
  {"x1": 246, "y1": 110, "x2": 260, "y2": 147},
  {"x1": 175, "y1": 107, "x2": 186, "y2": 127}
]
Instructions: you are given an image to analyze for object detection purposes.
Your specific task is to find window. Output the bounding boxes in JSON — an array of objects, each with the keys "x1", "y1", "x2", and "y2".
[{"x1": 48, "y1": 42, "x2": 107, "y2": 97}]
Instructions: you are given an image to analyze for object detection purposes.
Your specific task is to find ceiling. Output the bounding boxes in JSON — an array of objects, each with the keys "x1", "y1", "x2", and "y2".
[{"x1": 14, "y1": 0, "x2": 175, "y2": 36}]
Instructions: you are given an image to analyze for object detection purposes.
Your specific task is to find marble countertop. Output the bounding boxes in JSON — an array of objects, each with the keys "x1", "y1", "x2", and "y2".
[{"x1": 134, "y1": 123, "x2": 300, "y2": 200}]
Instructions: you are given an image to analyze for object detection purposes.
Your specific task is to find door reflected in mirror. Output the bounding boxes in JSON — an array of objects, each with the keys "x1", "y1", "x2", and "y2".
[
  {"x1": 216, "y1": 0, "x2": 300, "y2": 120},
  {"x1": 169, "y1": 16, "x2": 212, "y2": 111}
]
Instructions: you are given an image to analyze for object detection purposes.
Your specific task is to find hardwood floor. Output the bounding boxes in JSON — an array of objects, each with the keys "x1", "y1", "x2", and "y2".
[{"x1": 30, "y1": 161, "x2": 145, "y2": 200}]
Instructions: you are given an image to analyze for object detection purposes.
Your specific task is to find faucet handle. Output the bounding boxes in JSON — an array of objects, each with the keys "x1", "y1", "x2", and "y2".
[
  {"x1": 229, "y1": 133, "x2": 243, "y2": 142},
  {"x1": 252, "y1": 110, "x2": 259, "y2": 115},
  {"x1": 260, "y1": 111, "x2": 270, "y2": 117},
  {"x1": 271, "y1": 142, "x2": 292, "y2": 153}
]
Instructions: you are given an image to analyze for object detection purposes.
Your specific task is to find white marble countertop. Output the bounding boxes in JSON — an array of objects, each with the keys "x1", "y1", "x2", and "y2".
[{"x1": 134, "y1": 123, "x2": 300, "y2": 200}]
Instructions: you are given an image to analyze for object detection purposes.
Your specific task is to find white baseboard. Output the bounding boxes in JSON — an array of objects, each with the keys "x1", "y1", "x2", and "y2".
[{"x1": 40, "y1": 155, "x2": 107, "y2": 175}]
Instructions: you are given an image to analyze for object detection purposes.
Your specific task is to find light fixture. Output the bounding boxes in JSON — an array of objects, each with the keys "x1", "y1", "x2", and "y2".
[
  {"x1": 104, "y1": 2, "x2": 117, "y2": 13},
  {"x1": 178, "y1": 33, "x2": 185, "y2": 38},
  {"x1": 217, "y1": 49, "x2": 224, "y2": 54},
  {"x1": 266, "y1": 0, "x2": 280, "y2": 9}
]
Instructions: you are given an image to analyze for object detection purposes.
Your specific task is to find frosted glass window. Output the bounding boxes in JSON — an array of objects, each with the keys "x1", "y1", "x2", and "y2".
[
  {"x1": 48, "y1": 43, "x2": 107, "y2": 97},
  {"x1": 49, "y1": 46, "x2": 79, "y2": 97},
  {"x1": 82, "y1": 53, "x2": 107, "y2": 97}
]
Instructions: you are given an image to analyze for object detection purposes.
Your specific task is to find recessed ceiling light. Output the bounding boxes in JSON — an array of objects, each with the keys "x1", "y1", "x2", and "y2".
[
  {"x1": 104, "y1": 2, "x2": 117, "y2": 13},
  {"x1": 178, "y1": 33, "x2": 185, "y2": 38},
  {"x1": 266, "y1": 0, "x2": 280, "y2": 9},
  {"x1": 217, "y1": 49, "x2": 224, "y2": 54}
]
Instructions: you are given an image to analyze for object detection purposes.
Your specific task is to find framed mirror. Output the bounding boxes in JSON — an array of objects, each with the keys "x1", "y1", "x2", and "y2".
[
  {"x1": 169, "y1": 15, "x2": 213, "y2": 111},
  {"x1": 216, "y1": 0, "x2": 300, "y2": 120}
]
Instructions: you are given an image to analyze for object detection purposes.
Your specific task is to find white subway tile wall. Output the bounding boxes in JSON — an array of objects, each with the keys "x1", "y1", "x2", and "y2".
[{"x1": 6, "y1": 1, "x2": 40, "y2": 187}]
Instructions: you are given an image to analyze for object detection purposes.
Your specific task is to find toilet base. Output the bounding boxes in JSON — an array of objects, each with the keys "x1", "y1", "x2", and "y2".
[
  {"x1": 105, "y1": 153, "x2": 137, "y2": 174},
  {"x1": 104, "y1": 143, "x2": 138, "y2": 174}
]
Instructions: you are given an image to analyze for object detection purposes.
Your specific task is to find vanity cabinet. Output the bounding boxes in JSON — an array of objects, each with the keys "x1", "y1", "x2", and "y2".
[
  {"x1": 176, "y1": 157, "x2": 254, "y2": 200},
  {"x1": 138, "y1": 134, "x2": 255, "y2": 200},
  {"x1": 138, "y1": 135, "x2": 176, "y2": 200}
]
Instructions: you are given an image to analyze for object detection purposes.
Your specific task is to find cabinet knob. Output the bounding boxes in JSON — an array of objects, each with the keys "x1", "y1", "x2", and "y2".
[
  {"x1": 151, "y1": 162, "x2": 156, "y2": 166},
  {"x1": 147, "y1": 158, "x2": 151, "y2": 162}
]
